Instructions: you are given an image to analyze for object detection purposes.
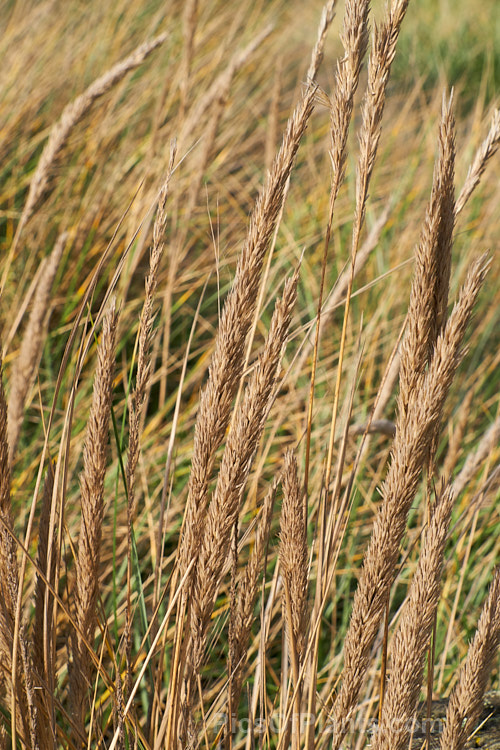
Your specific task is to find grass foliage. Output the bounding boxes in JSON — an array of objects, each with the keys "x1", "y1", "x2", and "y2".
[{"x1": 0, "y1": 0, "x2": 499, "y2": 748}]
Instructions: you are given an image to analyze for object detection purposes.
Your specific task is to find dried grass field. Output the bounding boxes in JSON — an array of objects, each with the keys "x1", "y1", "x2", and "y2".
[{"x1": 0, "y1": 0, "x2": 499, "y2": 748}]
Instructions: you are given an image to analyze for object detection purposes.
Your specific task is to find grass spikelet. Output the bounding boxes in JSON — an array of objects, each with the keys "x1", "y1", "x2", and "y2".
[
  {"x1": 123, "y1": 148, "x2": 176, "y2": 701},
  {"x1": 2, "y1": 34, "x2": 167, "y2": 292},
  {"x1": 173, "y1": 26, "x2": 272, "y2": 244},
  {"x1": 178, "y1": 24, "x2": 272, "y2": 148},
  {"x1": 69, "y1": 301, "x2": 118, "y2": 730},
  {"x1": 442, "y1": 388, "x2": 474, "y2": 480},
  {"x1": 354, "y1": 0, "x2": 411, "y2": 237},
  {"x1": 0, "y1": 362, "x2": 15, "y2": 621},
  {"x1": 440, "y1": 566, "x2": 500, "y2": 749},
  {"x1": 372, "y1": 484, "x2": 455, "y2": 750}
]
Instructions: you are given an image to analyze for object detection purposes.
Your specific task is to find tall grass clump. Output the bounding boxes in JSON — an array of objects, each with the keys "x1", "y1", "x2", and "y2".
[{"x1": 0, "y1": 0, "x2": 499, "y2": 748}]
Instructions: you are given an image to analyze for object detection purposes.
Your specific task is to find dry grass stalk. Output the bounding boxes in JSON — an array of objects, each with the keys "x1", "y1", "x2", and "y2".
[
  {"x1": 7, "y1": 232, "x2": 66, "y2": 465},
  {"x1": 399, "y1": 93, "x2": 456, "y2": 421},
  {"x1": 125, "y1": 150, "x2": 176, "y2": 709},
  {"x1": 440, "y1": 566, "x2": 500, "y2": 749},
  {"x1": 184, "y1": 269, "x2": 299, "y2": 737},
  {"x1": 32, "y1": 460, "x2": 57, "y2": 745},
  {"x1": 228, "y1": 481, "x2": 276, "y2": 723},
  {"x1": 69, "y1": 301, "x2": 118, "y2": 732},
  {"x1": 452, "y1": 413, "x2": 500, "y2": 497},
  {"x1": 455, "y1": 108, "x2": 500, "y2": 216},
  {"x1": 329, "y1": 255, "x2": 489, "y2": 750},
  {"x1": 372, "y1": 484, "x2": 455, "y2": 750},
  {"x1": 0, "y1": 361, "x2": 34, "y2": 746}
]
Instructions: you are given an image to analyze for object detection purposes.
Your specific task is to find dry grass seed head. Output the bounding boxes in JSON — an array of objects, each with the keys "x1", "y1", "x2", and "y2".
[
  {"x1": 372, "y1": 484, "x2": 455, "y2": 750},
  {"x1": 306, "y1": 0, "x2": 337, "y2": 83},
  {"x1": 279, "y1": 449, "x2": 309, "y2": 662},
  {"x1": 329, "y1": 0, "x2": 370, "y2": 193},
  {"x1": 0, "y1": 360, "x2": 18, "y2": 661},
  {"x1": 440, "y1": 566, "x2": 500, "y2": 749},
  {"x1": 187, "y1": 269, "x2": 299, "y2": 693},
  {"x1": 70, "y1": 301, "x2": 118, "y2": 727},
  {"x1": 399, "y1": 93, "x2": 456, "y2": 421},
  {"x1": 228, "y1": 480, "x2": 277, "y2": 713},
  {"x1": 354, "y1": 0, "x2": 410, "y2": 233}
]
